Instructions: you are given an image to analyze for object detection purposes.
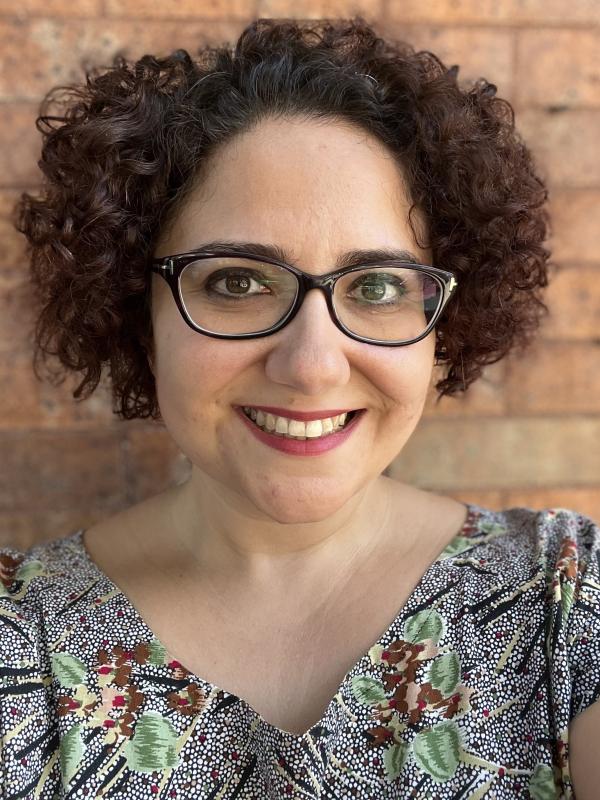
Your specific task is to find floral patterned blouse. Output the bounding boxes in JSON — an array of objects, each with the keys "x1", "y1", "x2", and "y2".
[{"x1": 1, "y1": 504, "x2": 600, "y2": 799}]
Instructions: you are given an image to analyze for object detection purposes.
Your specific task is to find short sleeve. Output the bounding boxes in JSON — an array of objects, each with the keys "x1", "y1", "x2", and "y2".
[
  {"x1": 562, "y1": 513, "x2": 600, "y2": 719},
  {"x1": 0, "y1": 545, "x2": 58, "y2": 795}
]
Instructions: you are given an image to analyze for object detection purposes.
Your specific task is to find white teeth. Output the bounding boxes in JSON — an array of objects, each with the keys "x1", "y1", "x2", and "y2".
[
  {"x1": 305, "y1": 420, "x2": 323, "y2": 438},
  {"x1": 265, "y1": 413, "x2": 276, "y2": 432},
  {"x1": 288, "y1": 419, "x2": 305, "y2": 437},
  {"x1": 241, "y1": 407, "x2": 355, "y2": 439},
  {"x1": 275, "y1": 416, "x2": 289, "y2": 434}
]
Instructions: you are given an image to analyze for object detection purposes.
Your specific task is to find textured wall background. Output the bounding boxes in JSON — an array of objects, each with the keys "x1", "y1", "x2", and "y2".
[{"x1": 1, "y1": 0, "x2": 599, "y2": 548}]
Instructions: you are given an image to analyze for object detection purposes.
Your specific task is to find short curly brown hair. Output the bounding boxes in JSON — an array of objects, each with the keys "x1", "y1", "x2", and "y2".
[{"x1": 14, "y1": 16, "x2": 550, "y2": 421}]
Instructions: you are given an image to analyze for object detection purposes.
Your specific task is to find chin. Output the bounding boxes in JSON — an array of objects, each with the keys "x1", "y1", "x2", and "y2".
[{"x1": 246, "y1": 476, "x2": 356, "y2": 525}]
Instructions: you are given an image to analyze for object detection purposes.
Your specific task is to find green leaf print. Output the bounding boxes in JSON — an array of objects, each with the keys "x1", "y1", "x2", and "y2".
[
  {"x1": 124, "y1": 711, "x2": 180, "y2": 773},
  {"x1": 428, "y1": 652, "x2": 460, "y2": 696},
  {"x1": 480, "y1": 521, "x2": 507, "y2": 536},
  {"x1": 528, "y1": 763, "x2": 558, "y2": 800},
  {"x1": 351, "y1": 675, "x2": 387, "y2": 706},
  {"x1": 147, "y1": 638, "x2": 168, "y2": 665},
  {"x1": 384, "y1": 741, "x2": 409, "y2": 781},
  {"x1": 51, "y1": 652, "x2": 87, "y2": 688},
  {"x1": 60, "y1": 723, "x2": 84, "y2": 785},
  {"x1": 404, "y1": 609, "x2": 444, "y2": 645},
  {"x1": 413, "y1": 720, "x2": 460, "y2": 783},
  {"x1": 560, "y1": 582, "x2": 575, "y2": 623},
  {"x1": 437, "y1": 537, "x2": 474, "y2": 560},
  {"x1": 16, "y1": 559, "x2": 46, "y2": 582}
]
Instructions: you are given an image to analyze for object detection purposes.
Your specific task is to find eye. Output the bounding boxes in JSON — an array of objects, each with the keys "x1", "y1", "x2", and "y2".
[
  {"x1": 205, "y1": 269, "x2": 274, "y2": 297},
  {"x1": 345, "y1": 272, "x2": 408, "y2": 305}
]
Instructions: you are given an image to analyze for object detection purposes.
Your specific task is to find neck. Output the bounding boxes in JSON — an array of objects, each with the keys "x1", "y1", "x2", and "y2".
[{"x1": 164, "y1": 471, "x2": 396, "y2": 584}]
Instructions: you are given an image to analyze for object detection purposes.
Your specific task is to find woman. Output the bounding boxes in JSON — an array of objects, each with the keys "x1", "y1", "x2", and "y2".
[{"x1": 1, "y1": 16, "x2": 598, "y2": 799}]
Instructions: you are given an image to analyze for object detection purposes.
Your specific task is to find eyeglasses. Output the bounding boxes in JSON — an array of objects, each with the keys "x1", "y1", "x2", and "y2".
[{"x1": 150, "y1": 249, "x2": 458, "y2": 346}]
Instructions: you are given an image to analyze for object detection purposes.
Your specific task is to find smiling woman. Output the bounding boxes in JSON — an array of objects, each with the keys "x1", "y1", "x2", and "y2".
[{"x1": 1, "y1": 15, "x2": 599, "y2": 800}]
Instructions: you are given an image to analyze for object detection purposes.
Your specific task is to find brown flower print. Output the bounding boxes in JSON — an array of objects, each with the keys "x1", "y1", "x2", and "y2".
[
  {"x1": 166, "y1": 682, "x2": 206, "y2": 716},
  {"x1": 0, "y1": 551, "x2": 24, "y2": 590}
]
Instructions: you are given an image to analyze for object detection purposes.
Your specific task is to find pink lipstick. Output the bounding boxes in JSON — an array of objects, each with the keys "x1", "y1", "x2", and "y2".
[{"x1": 234, "y1": 406, "x2": 365, "y2": 456}]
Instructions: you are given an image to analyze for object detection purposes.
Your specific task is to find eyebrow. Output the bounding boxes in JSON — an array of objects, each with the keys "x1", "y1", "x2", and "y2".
[{"x1": 185, "y1": 239, "x2": 423, "y2": 269}]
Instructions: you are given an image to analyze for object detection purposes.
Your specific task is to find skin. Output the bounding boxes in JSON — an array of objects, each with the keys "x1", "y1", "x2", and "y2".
[
  {"x1": 569, "y1": 702, "x2": 600, "y2": 798},
  {"x1": 148, "y1": 115, "x2": 456, "y2": 594},
  {"x1": 90, "y1": 115, "x2": 600, "y2": 766}
]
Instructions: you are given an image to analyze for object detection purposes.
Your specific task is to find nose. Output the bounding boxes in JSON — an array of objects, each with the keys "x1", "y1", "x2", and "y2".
[{"x1": 264, "y1": 288, "x2": 352, "y2": 395}]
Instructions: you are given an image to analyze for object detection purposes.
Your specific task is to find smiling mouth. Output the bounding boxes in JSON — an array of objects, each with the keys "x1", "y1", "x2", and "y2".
[{"x1": 241, "y1": 407, "x2": 361, "y2": 439}]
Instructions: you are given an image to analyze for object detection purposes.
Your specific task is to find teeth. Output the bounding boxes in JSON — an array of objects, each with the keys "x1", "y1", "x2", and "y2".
[
  {"x1": 288, "y1": 419, "x2": 305, "y2": 436},
  {"x1": 305, "y1": 420, "x2": 323, "y2": 438},
  {"x1": 265, "y1": 413, "x2": 276, "y2": 432},
  {"x1": 242, "y1": 407, "x2": 353, "y2": 439},
  {"x1": 275, "y1": 416, "x2": 289, "y2": 435}
]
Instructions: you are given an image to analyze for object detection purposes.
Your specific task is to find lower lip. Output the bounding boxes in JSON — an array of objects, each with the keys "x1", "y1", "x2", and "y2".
[{"x1": 234, "y1": 407, "x2": 365, "y2": 456}]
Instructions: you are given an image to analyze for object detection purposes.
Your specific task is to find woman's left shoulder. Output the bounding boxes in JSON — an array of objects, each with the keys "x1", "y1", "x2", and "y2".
[{"x1": 465, "y1": 504, "x2": 600, "y2": 580}]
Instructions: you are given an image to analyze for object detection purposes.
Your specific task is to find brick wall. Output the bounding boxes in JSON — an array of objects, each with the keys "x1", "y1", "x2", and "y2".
[{"x1": 1, "y1": 0, "x2": 598, "y2": 548}]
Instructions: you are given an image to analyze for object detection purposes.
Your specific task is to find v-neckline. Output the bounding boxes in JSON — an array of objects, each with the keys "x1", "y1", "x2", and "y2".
[{"x1": 68, "y1": 503, "x2": 481, "y2": 740}]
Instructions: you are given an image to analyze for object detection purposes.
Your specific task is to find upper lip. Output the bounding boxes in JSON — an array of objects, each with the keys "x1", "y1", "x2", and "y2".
[{"x1": 236, "y1": 405, "x2": 362, "y2": 421}]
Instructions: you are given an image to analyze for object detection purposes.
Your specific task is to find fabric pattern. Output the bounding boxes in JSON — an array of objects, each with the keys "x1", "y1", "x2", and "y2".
[{"x1": 1, "y1": 504, "x2": 599, "y2": 799}]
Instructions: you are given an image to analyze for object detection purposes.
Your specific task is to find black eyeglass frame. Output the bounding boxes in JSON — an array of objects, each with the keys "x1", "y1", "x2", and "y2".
[{"x1": 150, "y1": 249, "x2": 458, "y2": 347}]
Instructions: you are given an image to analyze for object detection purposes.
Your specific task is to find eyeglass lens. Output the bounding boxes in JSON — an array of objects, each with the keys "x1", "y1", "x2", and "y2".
[{"x1": 178, "y1": 257, "x2": 443, "y2": 341}]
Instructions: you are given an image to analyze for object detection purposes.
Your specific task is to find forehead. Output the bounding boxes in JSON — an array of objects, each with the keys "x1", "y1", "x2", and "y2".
[{"x1": 156, "y1": 116, "x2": 430, "y2": 264}]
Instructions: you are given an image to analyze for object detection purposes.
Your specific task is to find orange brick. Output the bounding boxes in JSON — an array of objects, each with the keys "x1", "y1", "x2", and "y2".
[
  {"x1": 0, "y1": 429, "x2": 127, "y2": 512},
  {"x1": 504, "y1": 489, "x2": 600, "y2": 523},
  {"x1": 387, "y1": 0, "x2": 600, "y2": 25},
  {"x1": 0, "y1": 352, "x2": 45, "y2": 428},
  {"x1": 505, "y1": 342, "x2": 600, "y2": 415},
  {"x1": 0, "y1": 510, "x2": 93, "y2": 550},
  {"x1": 0, "y1": 18, "x2": 56, "y2": 101},
  {"x1": 389, "y1": 417, "x2": 600, "y2": 491},
  {"x1": 517, "y1": 109, "x2": 600, "y2": 188},
  {"x1": 0, "y1": 190, "x2": 26, "y2": 273},
  {"x1": 516, "y1": 29, "x2": 600, "y2": 108},
  {"x1": 257, "y1": 0, "x2": 382, "y2": 16},
  {"x1": 125, "y1": 423, "x2": 190, "y2": 501},
  {"x1": 423, "y1": 362, "x2": 506, "y2": 418},
  {"x1": 0, "y1": 0, "x2": 100, "y2": 15},
  {"x1": 0, "y1": 276, "x2": 35, "y2": 356},
  {"x1": 106, "y1": 0, "x2": 253, "y2": 19},
  {"x1": 0, "y1": 18, "x2": 246, "y2": 102},
  {"x1": 0, "y1": 104, "x2": 42, "y2": 186},
  {"x1": 550, "y1": 190, "x2": 600, "y2": 265},
  {"x1": 392, "y1": 25, "x2": 515, "y2": 104},
  {"x1": 0, "y1": 351, "x2": 116, "y2": 429},
  {"x1": 540, "y1": 266, "x2": 600, "y2": 341}
]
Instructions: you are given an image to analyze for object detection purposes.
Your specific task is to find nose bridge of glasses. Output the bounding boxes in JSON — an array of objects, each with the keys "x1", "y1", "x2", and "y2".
[{"x1": 298, "y1": 270, "x2": 337, "y2": 293}]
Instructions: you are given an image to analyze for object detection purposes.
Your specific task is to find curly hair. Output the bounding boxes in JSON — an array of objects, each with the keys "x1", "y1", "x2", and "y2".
[{"x1": 13, "y1": 16, "x2": 550, "y2": 421}]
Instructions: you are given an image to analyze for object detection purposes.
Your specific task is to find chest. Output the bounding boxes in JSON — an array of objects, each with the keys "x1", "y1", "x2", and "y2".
[{"x1": 117, "y1": 568, "x2": 418, "y2": 736}]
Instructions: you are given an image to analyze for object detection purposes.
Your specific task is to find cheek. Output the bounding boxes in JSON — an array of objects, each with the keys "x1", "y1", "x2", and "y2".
[
  {"x1": 153, "y1": 329, "x2": 259, "y2": 425},
  {"x1": 363, "y1": 338, "x2": 435, "y2": 410}
]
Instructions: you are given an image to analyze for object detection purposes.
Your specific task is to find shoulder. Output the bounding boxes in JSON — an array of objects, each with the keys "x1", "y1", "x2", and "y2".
[
  {"x1": 0, "y1": 531, "x2": 89, "y2": 665},
  {"x1": 459, "y1": 504, "x2": 599, "y2": 579},
  {"x1": 0, "y1": 533, "x2": 87, "y2": 791}
]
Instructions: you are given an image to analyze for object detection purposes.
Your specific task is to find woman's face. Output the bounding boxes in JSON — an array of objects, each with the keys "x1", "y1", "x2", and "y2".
[{"x1": 151, "y1": 116, "x2": 435, "y2": 525}]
